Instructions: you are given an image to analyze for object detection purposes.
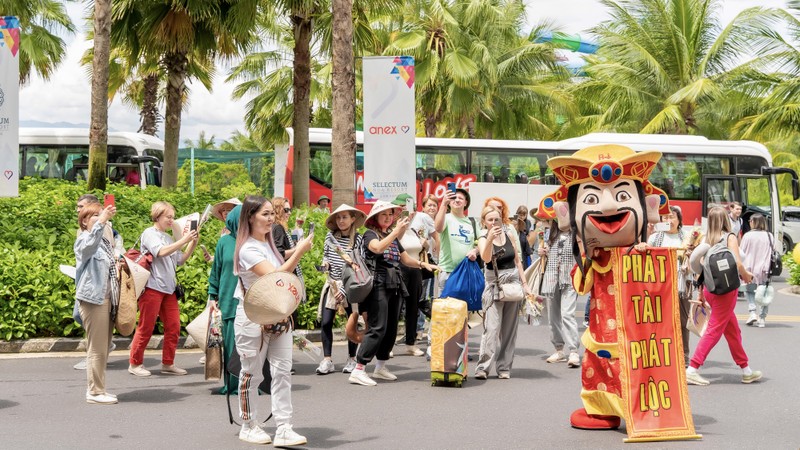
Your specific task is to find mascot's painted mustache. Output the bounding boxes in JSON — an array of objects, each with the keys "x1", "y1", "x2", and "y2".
[{"x1": 538, "y1": 144, "x2": 669, "y2": 430}]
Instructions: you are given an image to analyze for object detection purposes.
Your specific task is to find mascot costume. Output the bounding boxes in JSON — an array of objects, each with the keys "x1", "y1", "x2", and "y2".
[{"x1": 538, "y1": 144, "x2": 668, "y2": 430}]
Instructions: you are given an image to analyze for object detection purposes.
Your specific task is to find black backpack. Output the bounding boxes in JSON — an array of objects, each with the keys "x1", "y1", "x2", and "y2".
[{"x1": 702, "y1": 234, "x2": 740, "y2": 295}]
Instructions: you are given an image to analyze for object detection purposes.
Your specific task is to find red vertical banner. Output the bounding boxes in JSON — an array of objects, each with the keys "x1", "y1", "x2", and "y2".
[{"x1": 613, "y1": 248, "x2": 702, "y2": 442}]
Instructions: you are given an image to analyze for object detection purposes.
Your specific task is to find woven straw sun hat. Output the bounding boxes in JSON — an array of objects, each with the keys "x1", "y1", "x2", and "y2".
[
  {"x1": 325, "y1": 204, "x2": 366, "y2": 231},
  {"x1": 243, "y1": 271, "x2": 304, "y2": 325},
  {"x1": 365, "y1": 200, "x2": 402, "y2": 225},
  {"x1": 211, "y1": 197, "x2": 242, "y2": 221}
]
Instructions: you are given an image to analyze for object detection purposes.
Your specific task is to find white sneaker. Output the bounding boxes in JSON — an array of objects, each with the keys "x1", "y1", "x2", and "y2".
[
  {"x1": 128, "y1": 364, "x2": 151, "y2": 377},
  {"x1": 86, "y1": 393, "x2": 118, "y2": 405},
  {"x1": 239, "y1": 422, "x2": 271, "y2": 445},
  {"x1": 546, "y1": 351, "x2": 567, "y2": 363},
  {"x1": 315, "y1": 359, "x2": 335, "y2": 375},
  {"x1": 199, "y1": 355, "x2": 206, "y2": 365},
  {"x1": 342, "y1": 358, "x2": 356, "y2": 374},
  {"x1": 348, "y1": 370, "x2": 377, "y2": 386},
  {"x1": 405, "y1": 345, "x2": 425, "y2": 357},
  {"x1": 108, "y1": 341, "x2": 116, "y2": 352},
  {"x1": 160, "y1": 364, "x2": 187, "y2": 376},
  {"x1": 73, "y1": 359, "x2": 87, "y2": 370},
  {"x1": 372, "y1": 367, "x2": 398, "y2": 381},
  {"x1": 757, "y1": 318, "x2": 765, "y2": 328},
  {"x1": 273, "y1": 424, "x2": 307, "y2": 447},
  {"x1": 567, "y1": 352, "x2": 581, "y2": 368},
  {"x1": 746, "y1": 312, "x2": 758, "y2": 326}
]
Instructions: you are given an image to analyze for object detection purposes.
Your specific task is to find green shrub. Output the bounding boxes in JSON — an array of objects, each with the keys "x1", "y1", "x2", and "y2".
[
  {"x1": 784, "y1": 253, "x2": 800, "y2": 286},
  {"x1": 0, "y1": 179, "x2": 330, "y2": 339}
]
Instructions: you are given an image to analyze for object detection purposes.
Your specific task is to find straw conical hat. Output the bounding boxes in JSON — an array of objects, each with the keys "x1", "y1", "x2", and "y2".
[
  {"x1": 325, "y1": 204, "x2": 366, "y2": 231},
  {"x1": 211, "y1": 198, "x2": 242, "y2": 221},
  {"x1": 121, "y1": 256, "x2": 150, "y2": 299},
  {"x1": 365, "y1": 200, "x2": 402, "y2": 223},
  {"x1": 244, "y1": 272, "x2": 304, "y2": 325},
  {"x1": 116, "y1": 267, "x2": 138, "y2": 336}
]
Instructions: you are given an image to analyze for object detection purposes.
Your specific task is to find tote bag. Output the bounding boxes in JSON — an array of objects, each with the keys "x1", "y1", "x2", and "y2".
[{"x1": 441, "y1": 258, "x2": 485, "y2": 311}]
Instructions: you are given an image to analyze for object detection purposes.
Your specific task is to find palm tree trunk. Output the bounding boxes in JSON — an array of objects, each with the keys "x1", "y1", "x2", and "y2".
[
  {"x1": 424, "y1": 110, "x2": 440, "y2": 137},
  {"x1": 162, "y1": 51, "x2": 188, "y2": 189},
  {"x1": 291, "y1": 9, "x2": 313, "y2": 206},
  {"x1": 88, "y1": 0, "x2": 111, "y2": 191},
  {"x1": 331, "y1": 0, "x2": 356, "y2": 208},
  {"x1": 138, "y1": 73, "x2": 159, "y2": 136}
]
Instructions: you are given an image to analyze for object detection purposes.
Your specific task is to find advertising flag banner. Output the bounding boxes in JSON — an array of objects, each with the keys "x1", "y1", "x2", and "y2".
[
  {"x1": 613, "y1": 247, "x2": 702, "y2": 442},
  {"x1": 0, "y1": 16, "x2": 20, "y2": 197},
  {"x1": 362, "y1": 56, "x2": 416, "y2": 203}
]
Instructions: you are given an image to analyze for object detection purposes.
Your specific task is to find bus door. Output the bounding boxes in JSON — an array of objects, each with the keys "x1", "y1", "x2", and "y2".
[
  {"x1": 133, "y1": 156, "x2": 162, "y2": 188},
  {"x1": 701, "y1": 175, "x2": 739, "y2": 215}
]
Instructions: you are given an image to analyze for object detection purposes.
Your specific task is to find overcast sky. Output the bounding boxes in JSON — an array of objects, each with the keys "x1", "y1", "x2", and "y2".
[{"x1": 18, "y1": 0, "x2": 790, "y2": 145}]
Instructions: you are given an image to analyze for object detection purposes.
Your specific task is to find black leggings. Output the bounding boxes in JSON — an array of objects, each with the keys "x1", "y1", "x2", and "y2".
[
  {"x1": 401, "y1": 266, "x2": 422, "y2": 345},
  {"x1": 320, "y1": 304, "x2": 357, "y2": 358},
  {"x1": 356, "y1": 285, "x2": 401, "y2": 364}
]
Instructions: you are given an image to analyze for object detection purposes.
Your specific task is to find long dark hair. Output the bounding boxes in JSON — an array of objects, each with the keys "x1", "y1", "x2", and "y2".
[
  {"x1": 568, "y1": 181, "x2": 649, "y2": 274},
  {"x1": 233, "y1": 195, "x2": 285, "y2": 275}
]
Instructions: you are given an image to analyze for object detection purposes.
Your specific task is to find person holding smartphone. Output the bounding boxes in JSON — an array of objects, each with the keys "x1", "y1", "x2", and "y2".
[
  {"x1": 128, "y1": 201, "x2": 198, "y2": 377},
  {"x1": 392, "y1": 193, "x2": 426, "y2": 356},
  {"x1": 434, "y1": 186, "x2": 480, "y2": 297}
]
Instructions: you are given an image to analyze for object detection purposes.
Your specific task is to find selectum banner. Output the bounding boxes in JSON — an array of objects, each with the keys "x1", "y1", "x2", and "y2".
[
  {"x1": 0, "y1": 16, "x2": 19, "y2": 198},
  {"x1": 362, "y1": 56, "x2": 416, "y2": 203},
  {"x1": 613, "y1": 247, "x2": 702, "y2": 443}
]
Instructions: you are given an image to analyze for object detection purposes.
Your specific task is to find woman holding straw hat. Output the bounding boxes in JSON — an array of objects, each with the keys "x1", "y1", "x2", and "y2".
[
  {"x1": 349, "y1": 200, "x2": 438, "y2": 386},
  {"x1": 232, "y1": 195, "x2": 313, "y2": 446},
  {"x1": 315, "y1": 204, "x2": 366, "y2": 375}
]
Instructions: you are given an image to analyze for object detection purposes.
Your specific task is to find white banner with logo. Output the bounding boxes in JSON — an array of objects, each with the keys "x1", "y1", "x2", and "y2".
[
  {"x1": 0, "y1": 16, "x2": 19, "y2": 197},
  {"x1": 362, "y1": 56, "x2": 416, "y2": 203}
]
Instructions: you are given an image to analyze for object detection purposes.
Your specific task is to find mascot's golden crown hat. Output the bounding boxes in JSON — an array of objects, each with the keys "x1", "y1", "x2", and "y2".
[{"x1": 536, "y1": 144, "x2": 670, "y2": 219}]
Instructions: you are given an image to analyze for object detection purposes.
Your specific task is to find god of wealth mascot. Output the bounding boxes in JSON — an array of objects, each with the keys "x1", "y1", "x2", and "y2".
[{"x1": 538, "y1": 145, "x2": 669, "y2": 430}]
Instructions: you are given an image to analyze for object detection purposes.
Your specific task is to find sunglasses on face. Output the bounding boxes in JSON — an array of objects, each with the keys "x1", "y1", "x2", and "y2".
[{"x1": 284, "y1": 207, "x2": 291, "y2": 213}]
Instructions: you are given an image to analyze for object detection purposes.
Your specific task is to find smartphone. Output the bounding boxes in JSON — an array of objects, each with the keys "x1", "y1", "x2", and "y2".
[
  {"x1": 314, "y1": 264, "x2": 327, "y2": 273},
  {"x1": 405, "y1": 197, "x2": 415, "y2": 213},
  {"x1": 103, "y1": 194, "x2": 115, "y2": 208},
  {"x1": 200, "y1": 244, "x2": 211, "y2": 258},
  {"x1": 654, "y1": 222, "x2": 670, "y2": 232},
  {"x1": 446, "y1": 182, "x2": 456, "y2": 193},
  {"x1": 189, "y1": 219, "x2": 198, "y2": 232},
  {"x1": 401, "y1": 210, "x2": 410, "y2": 219},
  {"x1": 309, "y1": 222, "x2": 316, "y2": 235}
]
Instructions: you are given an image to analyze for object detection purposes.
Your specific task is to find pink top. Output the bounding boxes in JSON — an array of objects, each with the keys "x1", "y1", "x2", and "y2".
[{"x1": 739, "y1": 230, "x2": 773, "y2": 284}]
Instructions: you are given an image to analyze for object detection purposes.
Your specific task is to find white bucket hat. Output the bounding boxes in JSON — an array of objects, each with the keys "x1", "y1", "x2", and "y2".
[
  {"x1": 325, "y1": 204, "x2": 367, "y2": 231},
  {"x1": 244, "y1": 272, "x2": 304, "y2": 325},
  {"x1": 365, "y1": 200, "x2": 402, "y2": 225},
  {"x1": 211, "y1": 197, "x2": 242, "y2": 221}
]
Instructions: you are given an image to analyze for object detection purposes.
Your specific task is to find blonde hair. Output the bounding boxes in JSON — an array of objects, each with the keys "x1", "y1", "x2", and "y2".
[
  {"x1": 480, "y1": 206, "x2": 501, "y2": 229},
  {"x1": 705, "y1": 206, "x2": 731, "y2": 245},
  {"x1": 421, "y1": 194, "x2": 438, "y2": 208},
  {"x1": 78, "y1": 203, "x2": 103, "y2": 231},
  {"x1": 272, "y1": 197, "x2": 290, "y2": 229},
  {"x1": 150, "y1": 201, "x2": 174, "y2": 222}
]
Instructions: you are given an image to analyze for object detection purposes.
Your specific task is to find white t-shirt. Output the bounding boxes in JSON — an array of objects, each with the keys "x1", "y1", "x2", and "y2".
[
  {"x1": 140, "y1": 226, "x2": 182, "y2": 294},
  {"x1": 399, "y1": 229, "x2": 424, "y2": 262},
  {"x1": 647, "y1": 231, "x2": 683, "y2": 248},
  {"x1": 411, "y1": 213, "x2": 437, "y2": 259},
  {"x1": 234, "y1": 237, "x2": 282, "y2": 300}
]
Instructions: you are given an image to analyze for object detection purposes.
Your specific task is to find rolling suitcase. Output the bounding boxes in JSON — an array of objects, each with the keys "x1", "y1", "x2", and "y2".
[{"x1": 430, "y1": 297, "x2": 468, "y2": 387}]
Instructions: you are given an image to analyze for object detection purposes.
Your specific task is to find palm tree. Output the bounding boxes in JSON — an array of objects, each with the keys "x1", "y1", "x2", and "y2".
[
  {"x1": 183, "y1": 131, "x2": 217, "y2": 150},
  {"x1": 383, "y1": 0, "x2": 565, "y2": 139},
  {"x1": 87, "y1": 0, "x2": 111, "y2": 191},
  {"x1": 112, "y1": 0, "x2": 259, "y2": 188},
  {"x1": 0, "y1": 0, "x2": 74, "y2": 85},
  {"x1": 330, "y1": 0, "x2": 356, "y2": 207},
  {"x1": 569, "y1": 0, "x2": 781, "y2": 136},
  {"x1": 733, "y1": 1, "x2": 800, "y2": 142}
]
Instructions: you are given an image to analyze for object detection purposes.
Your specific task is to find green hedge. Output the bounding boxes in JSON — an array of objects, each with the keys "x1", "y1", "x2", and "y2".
[{"x1": 0, "y1": 179, "x2": 326, "y2": 340}]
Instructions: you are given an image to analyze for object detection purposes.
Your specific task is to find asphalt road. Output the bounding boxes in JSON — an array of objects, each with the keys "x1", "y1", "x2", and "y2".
[{"x1": 2, "y1": 282, "x2": 799, "y2": 449}]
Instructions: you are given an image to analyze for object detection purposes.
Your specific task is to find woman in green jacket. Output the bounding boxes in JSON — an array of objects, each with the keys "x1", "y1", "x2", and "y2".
[{"x1": 208, "y1": 204, "x2": 241, "y2": 394}]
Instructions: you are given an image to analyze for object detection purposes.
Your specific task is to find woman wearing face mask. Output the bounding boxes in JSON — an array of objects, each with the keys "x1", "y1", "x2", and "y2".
[
  {"x1": 316, "y1": 204, "x2": 366, "y2": 375},
  {"x1": 128, "y1": 201, "x2": 198, "y2": 378},
  {"x1": 233, "y1": 196, "x2": 313, "y2": 446},
  {"x1": 348, "y1": 200, "x2": 437, "y2": 386}
]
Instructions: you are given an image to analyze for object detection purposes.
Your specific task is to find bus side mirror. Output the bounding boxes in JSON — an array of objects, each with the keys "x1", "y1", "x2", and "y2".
[
  {"x1": 762, "y1": 166, "x2": 800, "y2": 200},
  {"x1": 794, "y1": 179, "x2": 800, "y2": 201}
]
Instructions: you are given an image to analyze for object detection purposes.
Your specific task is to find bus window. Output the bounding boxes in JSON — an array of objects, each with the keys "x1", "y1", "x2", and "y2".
[
  {"x1": 704, "y1": 177, "x2": 738, "y2": 211},
  {"x1": 736, "y1": 155, "x2": 769, "y2": 175},
  {"x1": 416, "y1": 147, "x2": 467, "y2": 182},
  {"x1": 469, "y1": 150, "x2": 548, "y2": 184},
  {"x1": 742, "y1": 177, "x2": 770, "y2": 209},
  {"x1": 650, "y1": 154, "x2": 731, "y2": 201},
  {"x1": 309, "y1": 144, "x2": 334, "y2": 187},
  {"x1": 144, "y1": 148, "x2": 164, "y2": 162}
]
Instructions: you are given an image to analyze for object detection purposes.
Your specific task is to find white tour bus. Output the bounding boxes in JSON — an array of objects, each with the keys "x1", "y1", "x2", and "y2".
[{"x1": 19, "y1": 128, "x2": 165, "y2": 187}]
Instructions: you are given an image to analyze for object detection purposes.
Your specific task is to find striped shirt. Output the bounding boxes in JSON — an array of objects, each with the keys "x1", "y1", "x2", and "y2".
[{"x1": 323, "y1": 231, "x2": 364, "y2": 281}]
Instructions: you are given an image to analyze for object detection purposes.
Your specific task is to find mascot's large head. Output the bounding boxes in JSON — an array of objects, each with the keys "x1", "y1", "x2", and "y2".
[{"x1": 538, "y1": 145, "x2": 669, "y2": 254}]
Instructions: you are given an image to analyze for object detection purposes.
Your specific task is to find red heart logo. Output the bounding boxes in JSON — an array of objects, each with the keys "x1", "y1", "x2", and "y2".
[{"x1": 3, "y1": 170, "x2": 12, "y2": 180}]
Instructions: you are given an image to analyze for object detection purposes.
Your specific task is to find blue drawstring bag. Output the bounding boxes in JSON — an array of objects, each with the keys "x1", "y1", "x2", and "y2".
[{"x1": 441, "y1": 258, "x2": 485, "y2": 311}]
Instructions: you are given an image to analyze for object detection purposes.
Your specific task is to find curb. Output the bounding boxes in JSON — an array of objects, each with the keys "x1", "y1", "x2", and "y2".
[{"x1": 0, "y1": 329, "x2": 344, "y2": 354}]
